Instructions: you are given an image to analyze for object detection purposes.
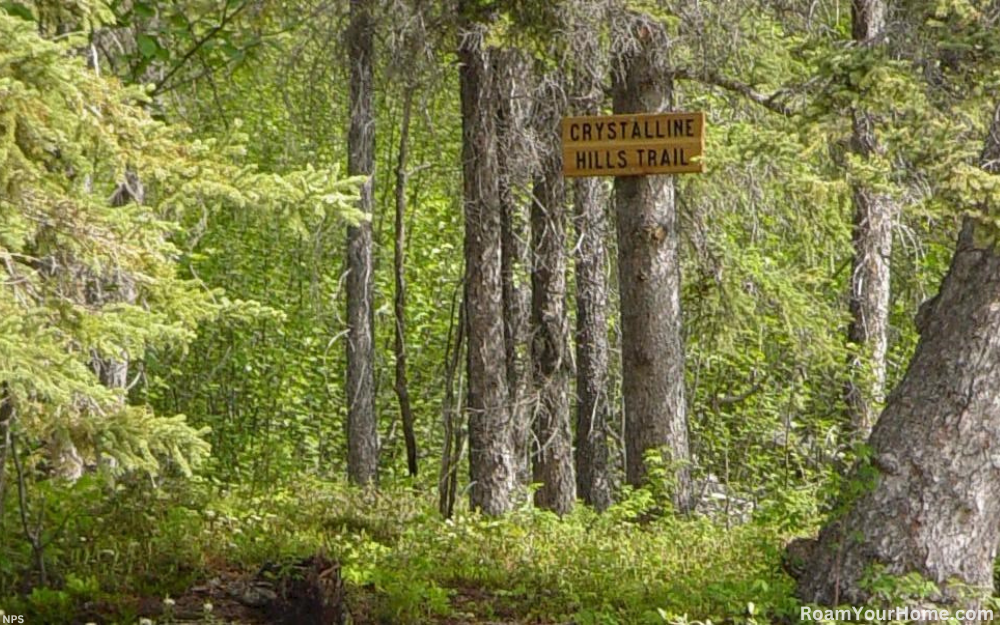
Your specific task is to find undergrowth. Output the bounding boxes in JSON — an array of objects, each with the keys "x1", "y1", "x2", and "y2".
[
  {"x1": 12, "y1": 474, "x2": 990, "y2": 625},
  {"x1": 0, "y1": 475, "x2": 815, "y2": 624}
]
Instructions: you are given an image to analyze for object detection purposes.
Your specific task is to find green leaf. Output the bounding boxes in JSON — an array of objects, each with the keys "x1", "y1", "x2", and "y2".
[
  {"x1": 221, "y1": 42, "x2": 240, "y2": 59},
  {"x1": 137, "y1": 33, "x2": 159, "y2": 58},
  {"x1": 1, "y1": 1, "x2": 35, "y2": 21},
  {"x1": 133, "y1": 1, "x2": 155, "y2": 18}
]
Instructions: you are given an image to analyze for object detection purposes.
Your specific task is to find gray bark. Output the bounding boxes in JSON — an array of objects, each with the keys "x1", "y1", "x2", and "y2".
[
  {"x1": 845, "y1": 0, "x2": 893, "y2": 438},
  {"x1": 495, "y1": 50, "x2": 533, "y2": 486},
  {"x1": 851, "y1": 0, "x2": 886, "y2": 41},
  {"x1": 571, "y1": 18, "x2": 613, "y2": 511},
  {"x1": 611, "y1": 14, "x2": 692, "y2": 511},
  {"x1": 530, "y1": 77, "x2": 576, "y2": 515},
  {"x1": 574, "y1": 175, "x2": 613, "y2": 512},
  {"x1": 459, "y1": 15, "x2": 515, "y2": 515},
  {"x1": 792, "y1": 103, "x2": 1000, "y2": 616},
  {"x1": 346, "y1": 0, "x2": 379, "y2": 485}
]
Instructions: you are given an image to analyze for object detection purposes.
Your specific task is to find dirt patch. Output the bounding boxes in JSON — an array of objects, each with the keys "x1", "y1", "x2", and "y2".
[
  {"x1": 83, "y1": 560, "x2": 565, "y2": 624},
  {"x1": 119, "y1": 556, "x2": 345, "y2": 624}
]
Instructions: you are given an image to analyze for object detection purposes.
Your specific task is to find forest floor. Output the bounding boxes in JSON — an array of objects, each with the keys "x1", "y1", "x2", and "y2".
[
  {"x1": 1, "y1": 476, "x2": 811, "y2": 624},
  {"x1": 114, "y1": 561, "x2": 582, "y2": 624},
  {"x1": 122, "y1": 560, "x2": 551, "y2": 624}
]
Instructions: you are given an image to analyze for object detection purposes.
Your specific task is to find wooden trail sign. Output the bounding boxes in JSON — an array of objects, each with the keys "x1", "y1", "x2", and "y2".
[{"x1": 561, "y1": 111, "x2": 705, "y2": 177}]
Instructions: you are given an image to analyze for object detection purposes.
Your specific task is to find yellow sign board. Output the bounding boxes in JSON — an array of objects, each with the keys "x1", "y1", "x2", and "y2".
[{"x1": 561, "y1": 112, "x2": 705, "y2": 177}]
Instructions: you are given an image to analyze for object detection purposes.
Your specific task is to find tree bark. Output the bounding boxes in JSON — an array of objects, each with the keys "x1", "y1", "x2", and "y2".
[
  {"x1": 573, "y1": 173, "x2": 613, "y2": 512},
  {"x1": 439, "y1": 288, "x2": 466, "y2": 518},
  {"x1": 495, "y1": 49, "x2": 533, "y2": 487},
  {"x1": 611, "y1": 14, "x2": 692, "y2": 511},
  {"x1": 394, "y1": 87, "x2": 418, "y2": 477},
  {"x1": 345, "y1": 0, "x2": 378, "y2": 486},
  {"x1": 844, "y1": 0, "x2": 893, "y2": 438},
  {"x1": 571, "y1": 21, "x2": 613, "y2": 511},
  {"x1": 458, "y1": 12, "x2": 515, "y2": 515},
  {"x1": 792, "y1": 103, "x2": 1000, "y2": 614},
  {"x1": 529, "y1": 77, "x2": 576, "y2": 515}
]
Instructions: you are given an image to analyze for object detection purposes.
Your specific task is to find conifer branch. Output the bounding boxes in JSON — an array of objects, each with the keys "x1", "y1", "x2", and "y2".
[{"x1": 673, "y1": 68, "x2": 797, "y2": 116}]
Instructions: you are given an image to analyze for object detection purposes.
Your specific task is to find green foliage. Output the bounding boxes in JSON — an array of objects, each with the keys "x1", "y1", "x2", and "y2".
[
  {"x1": 1, "y1": 8, "x2": 206, "y2": 474},
  {"x1": 681, "y1": 88, "x2": 855, "y2": 496},
  {"x1": 3, "y1": 0, "x2": 1000, "y2": 622},
  {"x1": 1, "y1": 477, "x2": 808, "y2": 624},
  {"x1": 0, "y1": 6, "x2": 360, "y2": 476},
  {"x1": 138, "y1": 3, "x2": 465, "y2": 484}
]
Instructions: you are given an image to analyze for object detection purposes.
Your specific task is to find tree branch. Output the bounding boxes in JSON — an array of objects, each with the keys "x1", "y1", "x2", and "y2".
[
  {"x1": 0, "y1": 384, "x2": 12, "y2": 523},
  {"x1": 12, "y1": 433, "x2": 46, "y2": 586},
  {"x1": 674, "y1": 68, "x2": 796, "y2": 116},
  {"x1": 150, "y1": 1, "x2": 251, "y2": 97}
]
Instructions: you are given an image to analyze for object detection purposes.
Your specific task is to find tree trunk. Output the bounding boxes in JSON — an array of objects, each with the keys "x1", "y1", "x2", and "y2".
[
  {"x1": 458, "y1": 13, "x2": 515, "y2": 515},
  {"x1": 495, "y1": 49, "x2": 533, "y2": 487},
  {"x1": 439, "y1": 288, "x2": 466, "y2": 518},
  {"x1": 59, "y1": 170, "x2": 145, "y2": 481},
  {"x1": 611, "y1": 14, "x2": 692, "y2": 511},
  {"x1": 574, "y1": 178, "x2": 613, "y2": 512},
  {"x1": 345, "y1": 0, "x2": 378, "y2": 486},
  {"x1": 529, "y1": 77, "x2": 576, "y2": 515},
  {"x1": 573, "y1": 173, "x2": 613, "y2": 512},
  {"x1": 394, "y1": 87, "x2": 418, "y2": 477},
  {"x1": 791, "y1": 103, "x2": 1000, "y2": 614},
  {"x1": 571, "y1": 20, "x2": 613, "y2": 511},
  {"x1": 844, "y1": 0, "x2": 893, "y2": 438},
  {"x1": 94, "y1": 170, "x2": 143, "y2": 394}
]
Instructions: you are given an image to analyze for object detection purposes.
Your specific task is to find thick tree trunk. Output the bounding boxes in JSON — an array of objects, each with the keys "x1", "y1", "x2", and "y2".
[
  {"x1": 458, "y1": 14, "x2": 515, "y2": 515},
  {"x1": 345, "y1": 0, "x2": 378, "y2": 486},
  {"x1": 571, "y1": 25, "x2": 613, "y2": 511},
  {"x1": 612, "y1": 14, "x2": 692, "y2": 511},
  {"x1": 844, "y1": 0, "x2": 893, "y2": 438},
  {"x1": 792, "y1": 103, "x2": 1000, "y2": 614},
  {"x1": 530, "y1": 79, "x2": 576, "y2": 515},
  {"x1": 573, "y1": 176, "x2": 613, "y2": 512},
  {"x1": 495, "y1": 50, "x2": 533, "y2": 486},
  {"x1": 394, "y1": 87, "x2": 418, "y2": 477}
]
